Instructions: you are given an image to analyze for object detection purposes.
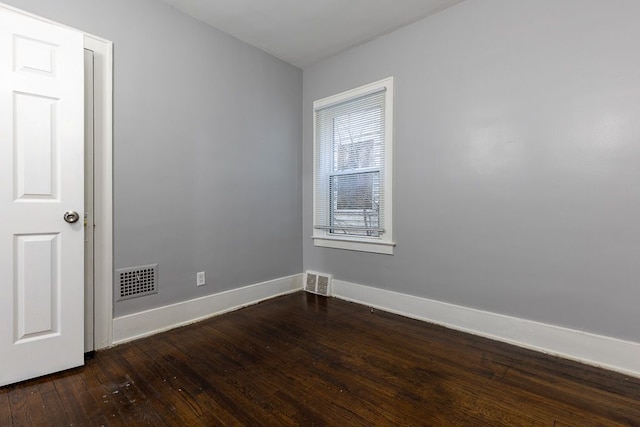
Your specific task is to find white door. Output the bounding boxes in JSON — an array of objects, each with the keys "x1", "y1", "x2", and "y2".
[{"x1": 0, "y1": 7, "x2": 85, "y2": 386}]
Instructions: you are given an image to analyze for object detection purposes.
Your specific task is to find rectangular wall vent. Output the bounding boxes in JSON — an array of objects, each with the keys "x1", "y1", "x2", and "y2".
[
  {"x1": 115, "y1": 264, "x2": 158, "y2": 301},
  {"x1": 304, "y1": 271, "x2": 332, "y2": 296}
]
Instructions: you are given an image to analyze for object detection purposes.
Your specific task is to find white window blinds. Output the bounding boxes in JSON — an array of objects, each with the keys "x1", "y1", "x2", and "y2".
[{"x1": 314, "y1": 88, "x2": 387, "y2": 237}]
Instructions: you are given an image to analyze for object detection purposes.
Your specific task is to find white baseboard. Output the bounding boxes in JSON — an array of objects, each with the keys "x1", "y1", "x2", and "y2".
[
  {"x1": 332, "y1": 279, "x2": 640, "y2": 378},
  {"x1": 112, "y1": 273, "x2": 303, "y2": 345}
]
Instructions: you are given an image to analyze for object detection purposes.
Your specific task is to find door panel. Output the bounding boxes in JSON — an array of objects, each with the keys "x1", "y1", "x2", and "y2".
[
  {"x1": 14, "y1": 35, "x2": 58, "y2": 76},
  {"x1": 0, "y1": 7, "x2": 84, "y2": 387},
  {"x1": 14, "y1": 233, "x2": 59, "y2": 341},
  {"x1": 14, "y1": 92, "x2": 58, "y2": 199}
]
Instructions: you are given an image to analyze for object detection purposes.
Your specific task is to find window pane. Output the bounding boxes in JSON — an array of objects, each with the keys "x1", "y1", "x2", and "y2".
[
  {"x1": 329, "y1": 171, "x2": 380, "y2": 237},
  {"x1": 336, "y1": 138, "x2": 374, "y2": 171},
  {"x1": 329, "y1": 105, "x2": 383, "y2": 237},
  {"x1": 333, "y1": 106, "x2": 383, "y2": 173}
]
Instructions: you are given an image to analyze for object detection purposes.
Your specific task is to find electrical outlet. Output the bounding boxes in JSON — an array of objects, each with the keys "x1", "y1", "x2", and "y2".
[{"x1": 196, "y1": 271, "x2": 206, "y2": 286}]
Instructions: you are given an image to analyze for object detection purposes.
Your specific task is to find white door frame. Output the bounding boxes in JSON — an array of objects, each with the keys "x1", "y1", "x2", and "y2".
[
  {"x1": 0, "y1": 2, "x2": 114, "y2": 350},
  {"x1": 84, "y1": 47, "x2": 95, "y2": 352},
  {"x1": 83, "y1": 33, "x2": 113, "y2": 350}
]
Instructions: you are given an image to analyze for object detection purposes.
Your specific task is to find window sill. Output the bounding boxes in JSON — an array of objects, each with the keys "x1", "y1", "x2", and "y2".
[{"x1": 312, "y1": 236, "x2": 395, "y2": 255}]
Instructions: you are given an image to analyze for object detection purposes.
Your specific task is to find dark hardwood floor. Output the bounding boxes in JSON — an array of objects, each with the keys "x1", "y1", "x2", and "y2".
[{"x1": 1, "y1": 292, "x2": 639, "y2": 426}]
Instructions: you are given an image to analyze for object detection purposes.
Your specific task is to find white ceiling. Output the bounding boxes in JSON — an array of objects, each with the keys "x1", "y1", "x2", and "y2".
[{"x1": 161, "y1": 0, "x2": 465, "y2": 68}]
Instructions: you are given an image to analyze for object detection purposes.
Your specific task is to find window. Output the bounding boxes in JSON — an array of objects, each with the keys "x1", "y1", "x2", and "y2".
[{"x1": 312, "y1": 77, "x2": 394, "y2": 255}]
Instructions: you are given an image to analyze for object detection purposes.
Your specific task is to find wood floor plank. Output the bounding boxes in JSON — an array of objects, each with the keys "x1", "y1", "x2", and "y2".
[
  {"x1": 1, "y1": 292, "x2": 639, "y2": 426},
  {"x1": 7, "y1": 386, "x2": 31, "y2": 426},
  {"x1": 0, "y1": 389, "x2": 12, "y2": 426},
  {"x1": 20, "y1": 382, "x2": 50, "y2": 426}
]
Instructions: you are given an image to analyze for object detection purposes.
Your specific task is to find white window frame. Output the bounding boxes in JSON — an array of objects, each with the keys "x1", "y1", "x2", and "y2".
[{"x1": 312, "y1": 77, "x2": 395, "y2": 255}]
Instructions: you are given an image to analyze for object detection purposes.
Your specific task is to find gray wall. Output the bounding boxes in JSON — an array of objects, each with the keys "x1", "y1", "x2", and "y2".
[
  {"x1": 5, "y1": 0, "x2": 303, "y2": 316},
  {"x1": 303, "y1": 0, "x2": 640, "y2": 343}
]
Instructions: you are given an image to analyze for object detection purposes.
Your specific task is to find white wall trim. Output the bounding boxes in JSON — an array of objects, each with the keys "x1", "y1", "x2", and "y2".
[
  {"x1": 112, "y1": 274, "x2": 304, "y2": 345},
  {"x1": 332, "y1": 279, "x2": 640, "y2": 378}
]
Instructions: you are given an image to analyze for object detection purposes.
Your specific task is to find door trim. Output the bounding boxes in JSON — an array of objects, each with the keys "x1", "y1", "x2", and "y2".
[
  {"x1": 84, "y1": 34, "x2": 113, "y2": 349},
  {"x1": 0, "y1": 2, "x2": 114, "y2": 350},
  {"x1": 84, "y1": 47, "x2": 95, "y2": 352}
]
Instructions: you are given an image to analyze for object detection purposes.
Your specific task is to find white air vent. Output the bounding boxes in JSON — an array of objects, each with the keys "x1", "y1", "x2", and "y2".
[
  {"x1": 304, "y1": 271, "x2": 332, "y2": 296},
  {"x1": 115, "y1": 264, "x2": 158, "y2": 301}
]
